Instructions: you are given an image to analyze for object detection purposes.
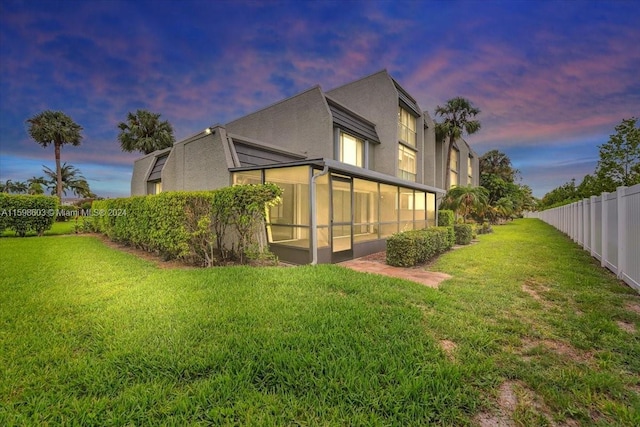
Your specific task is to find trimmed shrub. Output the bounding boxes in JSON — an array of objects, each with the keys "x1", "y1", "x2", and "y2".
[
  {"x1": 90, "y1": 184, "x2": 282, "y2": 266},
  {"x1": 454, "y1": 224, "x2": 473, "y2": 245},
  {"x1": 56, "y1": 205, "x2": 79, "y2": 221},
  {"x1": 386, "y1": 226, "x2": 454, "y2": 267},
  {"x1": 0, "y1": 193, "x2": 58, "y2": 236},
  {"x1": 438, "y1": 210, "x2": 455, "y2": 226}
]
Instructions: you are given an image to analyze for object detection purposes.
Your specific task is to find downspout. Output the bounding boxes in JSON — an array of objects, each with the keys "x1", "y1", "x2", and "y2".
[{"x1": 310, "y1": 164, "x2": 330, "y2": 265}]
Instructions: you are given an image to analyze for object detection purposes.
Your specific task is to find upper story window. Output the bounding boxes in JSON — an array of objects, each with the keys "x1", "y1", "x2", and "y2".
[
  {"x1": 468, "y1": 155, "x2": 473, "y2": 185},
  {"x1": 338, "y1": 131, "x2": 364, "y2": 167},
  {"x1": 398, "y1": 145, "x2": 416, "y2": 182},
  {"x1": 450, "y1": 148, "x2": 459, "y2": 188},
  {"x1": 398, "y1": 106, "x2": 416, "y2": 147}
]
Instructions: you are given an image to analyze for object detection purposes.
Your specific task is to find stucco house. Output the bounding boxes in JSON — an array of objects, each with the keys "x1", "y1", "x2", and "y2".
[{"x1": 131, "y1": 70, "x2": 479, "y2": 264}]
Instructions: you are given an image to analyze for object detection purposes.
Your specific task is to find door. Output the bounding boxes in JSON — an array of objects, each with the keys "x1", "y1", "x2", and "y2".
[{"x1": 331, "y1": 174, "x2": 353, "y2": 263}]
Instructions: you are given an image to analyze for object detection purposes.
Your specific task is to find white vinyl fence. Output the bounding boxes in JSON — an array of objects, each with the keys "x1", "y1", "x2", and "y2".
[{"x1": 526, "y1": 184, "x2": 640, "y2": 292}]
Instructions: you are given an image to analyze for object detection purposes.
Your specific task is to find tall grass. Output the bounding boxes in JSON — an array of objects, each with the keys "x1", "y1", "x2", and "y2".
[{"x1": 1, "y1": 219, "x2": 638, "y2": 425}]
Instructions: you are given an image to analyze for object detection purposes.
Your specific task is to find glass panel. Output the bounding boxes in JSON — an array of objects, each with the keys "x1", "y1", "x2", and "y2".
[
  {"x1": 340, "y1": 132, "x2": 364, "y2": 167},
  {"x1": 380, "y1": 223, "x2": 398, "y2": 238},
  {"x1": 398, "y1": 107, "x2": 417, "y2": 146},
  {"x1": 354, "y1": 224, "x2": 378, "y2": 242},
  {"x1": 265, "y1": 166, "x2": 310, "y2": 226},
  {"x1": 400, "y1": 221, "x2": 414, "y2": 232},
  {"x1": 154, "y1": 181, "x2": 162, "y2": 194},
  {"x1": 353, "y1": 179, "x2": 378, "y2": 225},
  {"x1": 332, "y1": 225, "x2": 352, "y2": 252},
  {"x1": 232, "y1": 170, "x2": 262, "y2": 185},
  {"x1": 427, "y1": 193, "x2": 436, "y2": 226},
  {"x1": 414, "y1": 220, "x2": 427, "y2": 231},
  {"x1": 317, "y1": 226, "x2": 329, "y2": 248},
  {"x1": 331, "y1": 175, "x2": 352, "y2": 253},
  {"x1": 450, "y1": 149, "x2": 459, "y2": 188},
  {"x1": 332, "y1": 177, "x2": 351, "y2": 224},
  {"x1": 315, "y1": 171, "x2": 329, "y2": 227},
  {"x1": 399, "y1": 188, "x2": 414, "y2": 221},
  {"x1": 398, "y1": 145, "x2": 417, "y2": 182},
  {"x1": 414, "y1": 191, "x2": 426, "y2": 221},
  {"x1": 380, "y1": 183, "x2": 398, "y2": 238},
  {"x1": 268, "y1": 225, "x2": 310, "y2": 248}
]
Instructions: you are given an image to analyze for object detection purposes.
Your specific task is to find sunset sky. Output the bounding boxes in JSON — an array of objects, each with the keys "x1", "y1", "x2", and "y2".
[{"x1": 1, "y1": 0, "x2": 638, "y2": 198}]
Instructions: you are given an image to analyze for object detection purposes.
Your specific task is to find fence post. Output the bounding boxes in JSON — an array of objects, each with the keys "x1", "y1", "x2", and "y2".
[
  {"x1": 617, "y1": 186, "x2": 627, "y2": 279},
  {"x1": 590, "y1": 195, "x2": 597, "y2": 257},
  {"x1": 601, "y1": 192, "x2": 608, "y2": 268}
]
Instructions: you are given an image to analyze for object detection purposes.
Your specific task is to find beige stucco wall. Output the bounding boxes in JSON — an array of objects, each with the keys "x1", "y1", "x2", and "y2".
[
  {"x1": 225, "y1": 86, "x2": 333, "y2": 159},
  {"x1": 326, "y1": 70, "x2": 427, "y2": 184}
]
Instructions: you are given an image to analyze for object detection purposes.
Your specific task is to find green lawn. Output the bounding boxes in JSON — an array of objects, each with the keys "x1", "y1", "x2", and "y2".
[
  {"x1": 1, "y1": 219, "x2": 82, "y2": 237},
  {"x1": 1, "y1": 219, "x2": 638, "y2": 425}
]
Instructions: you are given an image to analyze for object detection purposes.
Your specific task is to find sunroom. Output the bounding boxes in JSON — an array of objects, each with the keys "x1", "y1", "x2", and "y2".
[{"x1": 231, "y1": 159, "x2": 444, "y2": 265}]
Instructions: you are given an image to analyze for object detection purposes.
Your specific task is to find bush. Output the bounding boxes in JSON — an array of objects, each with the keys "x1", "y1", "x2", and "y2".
[
  {"x1": 476, "y1": 222, "x2": 493, "y2": 235},
  {"x1": 438, "y1": 210, "x2": 455, "y2": 226},
  {"x1": 386, "y1": 226, "x2": 453, "y2": 267},
  {"x1": 90, "y1": 184, "x2": 282, "y2": 266},
  {"x1": 453, "y1": 224, "x2": 473, "y2": 245},
  {"x1": 56, "y1": 205, "x2": 78, "y2": 222},
  {"x1": 0, "y1": 193, "x2": 58, "y2": 236}
]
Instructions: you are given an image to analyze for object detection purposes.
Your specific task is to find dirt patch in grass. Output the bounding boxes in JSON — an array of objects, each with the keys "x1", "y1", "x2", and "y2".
[
  {"x1": 616, "y1": 320, "x2": 637, "y2": 334},
  {"x1": 439, "y1": 339, "x2": 457, "y2": 362},
  {"x1": 519, "y1": 338, "x2": 593, "y2": 364},
  {"x1": 476, "y1": 380, "x2": 579, "y2": 427},
  {"x1": 521, "y1": 279, "x2": 553, "y2": 308},
  {"x1": 624, "y1": 301, "x2": 640, "y2": 315}
]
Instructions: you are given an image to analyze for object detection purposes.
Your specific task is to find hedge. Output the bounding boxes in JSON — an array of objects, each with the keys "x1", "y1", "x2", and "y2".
[
  {"x1": 437, "y1": 209, "x2": 455, "y2": 226},
  {"x1": 386, "y1": 226, "x2": 454, "y2": 267},
  {"x1": 91, "y1": 184, "x2": 282, "y2": 266},
  {"x1": 453, "y1": 223, "x2": 473, "y2": 245},
  {"x1": 0, "y1": 193, "x2": 58, "y2": 236}
]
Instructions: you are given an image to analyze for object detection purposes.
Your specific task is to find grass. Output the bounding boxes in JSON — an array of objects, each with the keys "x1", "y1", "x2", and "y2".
[
  {"x1": 1, "y1": 219, "x2": 638, "y2": 425},
  {"x1": 1, "y1": 219, "x2": 82, "y2": 237}
]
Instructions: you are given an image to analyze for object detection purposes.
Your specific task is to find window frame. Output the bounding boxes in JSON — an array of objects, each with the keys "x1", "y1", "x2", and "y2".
[
  {"x1": 337, "y1": 129, "x2": 365, "y2": 168},
  {"x1": 397, "y1": 106, "x2": 417, "y2": 147},
  {"x1": 450, "y1": 147, "x2": 459, "y2": 188},
  {"x1": 398, "y1": 143, "x2": 417, "y2": 182}
]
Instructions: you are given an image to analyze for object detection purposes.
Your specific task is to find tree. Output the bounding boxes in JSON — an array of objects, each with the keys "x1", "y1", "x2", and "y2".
[
  {"x1": 42, "y1": 163, "x2": 95, "y2": 198},
  {"x1": 27, "y1": 177, "x2": 46, "y2": 195},
  {"x1": 441, "y1": 185, "x2": 489, "y2": 223},
  {"x1": 27, "y1": 110, "x2": 83, "y2": 200},
  {"x1": 595, "y1": 117, "x2": 640, "y2": 190},
  {"x1": 0, "y1": 180, "x2": 28, "y2": 194},
  {"x1": 117, "y1": 109, "x2": 175, "y2": 154},
  {"x1": 435, "y1": 97, "x2": 481, "y2": 189}
]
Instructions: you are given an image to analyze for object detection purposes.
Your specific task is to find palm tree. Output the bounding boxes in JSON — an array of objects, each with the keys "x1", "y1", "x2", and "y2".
[
  {"x1": 27, "y1": 110, "x2": 83, "y2": 200},
  {"x1": 1, "y1": 180, "x2": 13, "y2": 193},
  {"x1": 494, "y1": 197, "x2": 514, "y2": 223},
  {"x1": 435, "y1": 97, "x2": 481, "y2": 189},
  {"x1": 443, "y1": 185, "x2": 489, "y2": 223},
  {"x1": 117, "y1": 109, "x2": 175, "y2": 154},
  {"x1": 42, "y1": 163, "x2": 95, "y2": 198},
  {"x1": 27, "y1": 177, "x2": 46, "y2": 195}
]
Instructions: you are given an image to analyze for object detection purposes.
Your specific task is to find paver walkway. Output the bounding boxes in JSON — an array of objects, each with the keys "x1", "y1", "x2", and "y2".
[{"x1": 339, "y1": 252, "x2": 452, "y2": 288}]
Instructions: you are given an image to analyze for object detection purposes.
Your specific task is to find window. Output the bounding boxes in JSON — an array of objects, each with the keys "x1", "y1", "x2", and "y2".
[
  {"x1": 264, "y1": 166, "x2": 310, "y2": 247},
  {"x1": 398, "y1": 145, "x2": 417, "y2": 182},
  {"x1": 154, "y1": 181, "x2": 162, "y2": 194},
  {"x1": 398, "y1": 106, "x2": 417, "y2": 146},
  {"x1": 450, "y1": 148, "x2": 459, "y2": 188},
  {"x1": 353, "y1": 179, "x2": 379, "y2": 242},
  {"x1": 468, "y1": 155, "x2": 473, "y2": 185},
  {"x1": 338, "y1": 131, "x2": 364, "y2": 167}
]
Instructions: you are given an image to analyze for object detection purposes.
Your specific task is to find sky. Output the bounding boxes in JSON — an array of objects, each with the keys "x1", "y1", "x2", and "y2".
[{"x1": 1, "y1": 0, "x2": 638, "y2": 198}]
